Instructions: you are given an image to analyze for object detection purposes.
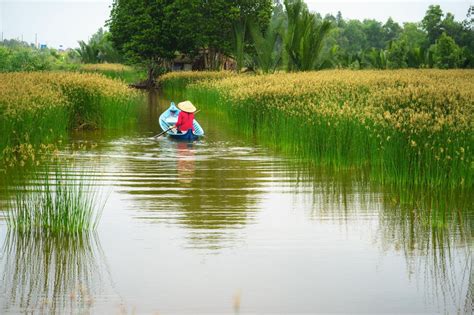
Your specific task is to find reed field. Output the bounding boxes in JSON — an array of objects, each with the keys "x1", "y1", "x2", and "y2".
[
  {"x1": 80, "y1": 63, "x2": 145, "y2": 83},
  {"x1": 0, "y1": 71, "x2": 140, "y2": 162},
  {"x1": 161, "y1": 70, "x2": 474, "y2": 189}
]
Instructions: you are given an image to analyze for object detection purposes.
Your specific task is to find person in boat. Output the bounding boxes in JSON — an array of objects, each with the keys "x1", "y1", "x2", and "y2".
[{"x1": 173, "y1": 100, "x2": 196, "y2": 134}]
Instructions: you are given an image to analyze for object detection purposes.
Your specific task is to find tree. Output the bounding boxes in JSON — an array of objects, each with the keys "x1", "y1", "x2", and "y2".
[
  {"x1": 400, "y1": 22, "x2": 427, "y2": 49},
  {"x1": 363, "y1": 19, "x2": 385, "y2": 49},
  {"x1": 387, "y1": 39, "x2": 409, "y2": 68},
  {"x1": 75, "y1": 28, "x2": 122, "y2": 64},
  {"x1": 422, "y1": 5, "x2": 444, "y2": 45},
  {"x1": 460, "y1": 6, "x2": 474, "y2": 67},
  {"x1": 431, "y1": 32, "x2": 463, "y2": 68},
  {"x1": 341, "y1": 20, "x2": 367, "y2": 54},
  {"x1": 164, "y1": 0, "x2": 272, "y2": 70},
  {"x1": 382, "y1": 17, "x2": 402, "y2": 45},
  {"x1": 76, "y1": 40, "x2": 100, "y2": 63},
  {"x1": 108, "y1": 0, "x2": 176, "y2": 85},
  {"x1": 283, "y1": 0, "x2": 333, "y2": 71},
  {"x1": 366, "y1": 48, "x2": 387, "y2": 69},
  {"x1": 439, "y1": 12, "x2": 468, "y2": 53},
  {"x1": 248, "y1": 12, "x2": 283, "y2": 73}
]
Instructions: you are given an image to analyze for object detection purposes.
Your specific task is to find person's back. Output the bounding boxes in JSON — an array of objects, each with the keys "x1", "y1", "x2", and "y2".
[{"x1": 176, "y1": 111, "x2": 194, "y2": 133}]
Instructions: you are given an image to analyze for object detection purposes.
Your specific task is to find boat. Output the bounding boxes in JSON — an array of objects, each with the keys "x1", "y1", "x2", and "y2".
[{"x1": 158, "y1": 102, "x2": 204, "y2": 141}]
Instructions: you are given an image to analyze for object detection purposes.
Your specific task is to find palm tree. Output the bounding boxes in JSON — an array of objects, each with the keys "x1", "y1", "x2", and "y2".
[
  {"x1": 248, "y1": 16, "x2": 283, "y2": 73},
  {"x1": 76, "y1": 40, "x2": 99, "y2": 63},
  {"x1": 284, "y1": 0, "x2": 333, "y2": 71},
  {"x1": 233, "y1": 18, "x2": 247, "y2": 72}
]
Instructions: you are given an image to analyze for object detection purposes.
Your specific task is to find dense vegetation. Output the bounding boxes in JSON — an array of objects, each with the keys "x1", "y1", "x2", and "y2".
[
  {"x1": 0, "y1": 72, "x2": 140, "y2": 163},
  {"x1": 0, "y1": 28, "x2": 123, "y2": 73},
  {"x1": 322, "y1": 4, "x2": 474, "y2": 69},
  {"x1": 0, "y1": 39, "x2": 78, "y2": 72},
  {"x1": 107, "y1": 0, "x2": 474, "y2": 78},
  {"x1": 7, "y1": 167, "x2": 103, "y2": 234},
  {"x1": 160, "y1": 70, "x2": 474, "y2": 189},
  {"x1": 107, "y1": 0, "x2": 273, "y2": 82}
]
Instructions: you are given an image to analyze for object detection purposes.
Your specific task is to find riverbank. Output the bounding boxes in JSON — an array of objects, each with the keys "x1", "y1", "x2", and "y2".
[
  {"x1": 79, "y1": 63, "x2": 146, "y2": 85},
  {"x1": 0, "y1": 72, "x2": 141, "y2": 164},
  {"x1": 160, "y1": 70, "x2": 473, "y2": 189}
]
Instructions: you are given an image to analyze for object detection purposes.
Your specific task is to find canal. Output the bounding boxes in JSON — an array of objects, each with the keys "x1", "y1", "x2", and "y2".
[{"x1": 0, "y1": 91, "x2": 472, "y2": 314}]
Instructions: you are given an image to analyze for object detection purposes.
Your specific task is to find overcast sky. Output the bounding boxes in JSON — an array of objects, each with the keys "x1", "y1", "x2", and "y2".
[{"x1": 0, "y1": 0, "x2": 471, "y2": 49}]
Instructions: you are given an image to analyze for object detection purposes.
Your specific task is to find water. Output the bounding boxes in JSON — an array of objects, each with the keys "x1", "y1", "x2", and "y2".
[{"x1": 0, "y1": 91, "x2": 472, "y2": 314}]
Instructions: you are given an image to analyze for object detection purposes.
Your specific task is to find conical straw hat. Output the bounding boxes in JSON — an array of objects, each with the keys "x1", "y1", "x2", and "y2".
[{"x1": 177, "y1": 100, "x2": 197, "y2": 113}]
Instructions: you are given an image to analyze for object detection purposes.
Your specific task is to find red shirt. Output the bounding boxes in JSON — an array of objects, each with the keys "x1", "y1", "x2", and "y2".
[{"x1": 176, "y1": 111, "x2": 195, "y2": 131}]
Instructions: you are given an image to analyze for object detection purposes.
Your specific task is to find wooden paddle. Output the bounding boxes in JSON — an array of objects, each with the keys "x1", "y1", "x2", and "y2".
[
  {"x1": 153, "y1": 110, "x2": 200, "y2": 138},
  {"x1": 154, "y1": 125, "x2": 175, "y2": 138}
]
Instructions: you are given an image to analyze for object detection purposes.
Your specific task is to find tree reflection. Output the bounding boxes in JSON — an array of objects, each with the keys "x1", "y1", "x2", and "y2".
[{"x1": 0, "y1": 231, "x2": 112, "y2": 314}]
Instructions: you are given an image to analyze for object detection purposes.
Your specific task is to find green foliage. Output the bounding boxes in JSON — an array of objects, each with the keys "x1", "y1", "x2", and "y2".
[
  {"x1": 387, "y1": 39, "x2": 409, "y2": 68},
  {"x1": 233, "y1": 18, "x2": 247, "y2": 72},
  {"x1": 362, "y1": 19, "x2": 385, "y2": 49},
  {"x1": 7, "y1": 166, "x2": 104, "y2": 234},
  {"x1": 382, "y1": 17, "x2": 402, "y2": 44},
  {"x1": 104, "y1": 0, "x2": 473, "y2": 73},
  {"x1": 318, "y1": 4, "x2": 473, "y2": 70},
  {"x1": 108, "y1": 0, "x2": 272, "y2": 73},
  {"x1": 75, "y1": 28, "x2": 122, "y2": 64},
  {"x1": 0, "y1": 41, "x2": 73, "y2": 72},
  {"x1": 248, "y1": 15, "x2": 283, "y2": 73},
  {"x1": 366, "y1": 48, "x2": 387, "y2": 69},
  {"x1": 76, "y1": 40, "x2": 99, "y2": 64},
  {"x1": 431, "y1": 33, "x2": 463, "y2": 69},
  {"x1": 422, "y1": 5, "x2": 444, "y2": 45},
  {"x1": 284, "y1": 0, "x2": 333, "y2": 71},
  {"x1": 108, "y1": 0, "x2": 175, "y2": 82}
]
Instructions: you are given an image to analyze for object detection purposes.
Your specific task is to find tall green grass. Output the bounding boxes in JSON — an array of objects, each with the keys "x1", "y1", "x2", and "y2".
[
  {"x1": 160, "y1": 70, "x2": 473, "y2": 190},
  {"x1": 0, "y1": 72, "x2": 142, "y2": 161},
  {"x1": 6, "y1": 166, "x2": 104, "y2": 234},
  {"x1": 80, "y1": 63, "x2": 146, "y2": 84}
]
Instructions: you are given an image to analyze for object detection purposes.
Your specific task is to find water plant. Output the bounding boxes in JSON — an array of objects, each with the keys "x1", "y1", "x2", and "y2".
[
  {"x1": 6, "y1": 165, "x2": 104, "y2": 234},
  {"x1": 0, "y1": 71, "x2": 141, "y2": 160},
  {"x1": 160, "y1": 69, "x2": 474, "y2": 189}
]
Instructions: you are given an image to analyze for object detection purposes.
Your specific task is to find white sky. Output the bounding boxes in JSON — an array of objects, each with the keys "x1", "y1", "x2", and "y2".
[{"x1": 0, "y1": 0, "x2": 472, "y2": 49}]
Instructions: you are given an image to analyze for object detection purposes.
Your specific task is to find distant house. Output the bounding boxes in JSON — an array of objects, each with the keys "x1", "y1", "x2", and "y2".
[{"x1": 171, "y1": 54, "x2": 194, "y2": 71}]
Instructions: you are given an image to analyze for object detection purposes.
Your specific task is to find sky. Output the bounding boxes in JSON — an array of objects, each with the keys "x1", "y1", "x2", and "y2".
[{"x1": 0, "y1": 0, "x2": 472, "y2": 49}]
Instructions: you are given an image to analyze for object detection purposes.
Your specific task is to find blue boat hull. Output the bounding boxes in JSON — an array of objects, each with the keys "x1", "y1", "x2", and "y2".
[
  {"x1": 158, "y1": 102, "x2": 204, "y2": 141},
  {"x1": 168, "y1": 129, "x2": 200, "y2": 141}
]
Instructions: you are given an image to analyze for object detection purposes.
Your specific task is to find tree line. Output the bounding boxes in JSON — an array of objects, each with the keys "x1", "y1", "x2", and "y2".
[
  {"x1": 107, "y1": 0, "x2": 474, "y2": 82},
  {"x1": 1, "y1": 0, "x2": 472, "y2": 76},
  {"x1": 0, "y1": 28, "x2": 122, "y2": 72}
]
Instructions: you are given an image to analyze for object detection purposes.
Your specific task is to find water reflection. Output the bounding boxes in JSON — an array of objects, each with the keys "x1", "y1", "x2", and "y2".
[
  {"x1": 112, "y1": 138, "x2": 268, "y2": 250},
  {"x1": 176, "y1": 142, "x2": 195, "y2": 186},
  {"x1": 0, "y1": 90, "x2": 471, "y2": 313},
  {"x1": 0, "y1": 231, "x2": 113, "y2": 314},
  {"x1": 289, "y1": 164, "x2": 473, "y2": 312},
  {"x1": 378, "y1": 188, "x2": 473, "y2": 313}
]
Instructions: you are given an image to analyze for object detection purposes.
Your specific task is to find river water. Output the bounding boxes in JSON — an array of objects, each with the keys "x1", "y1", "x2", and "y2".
[{"x1": 0, "y1": 91, "x2": 472, "y2": 314}]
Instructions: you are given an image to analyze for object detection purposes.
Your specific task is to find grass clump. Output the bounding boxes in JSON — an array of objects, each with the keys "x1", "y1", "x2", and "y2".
[
  {"x1": 7, "y1": 166, "x2": 104, "y2": 234},
  {"x1": 160, "y1": 70, "x2": 474, "y2": 189}
]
